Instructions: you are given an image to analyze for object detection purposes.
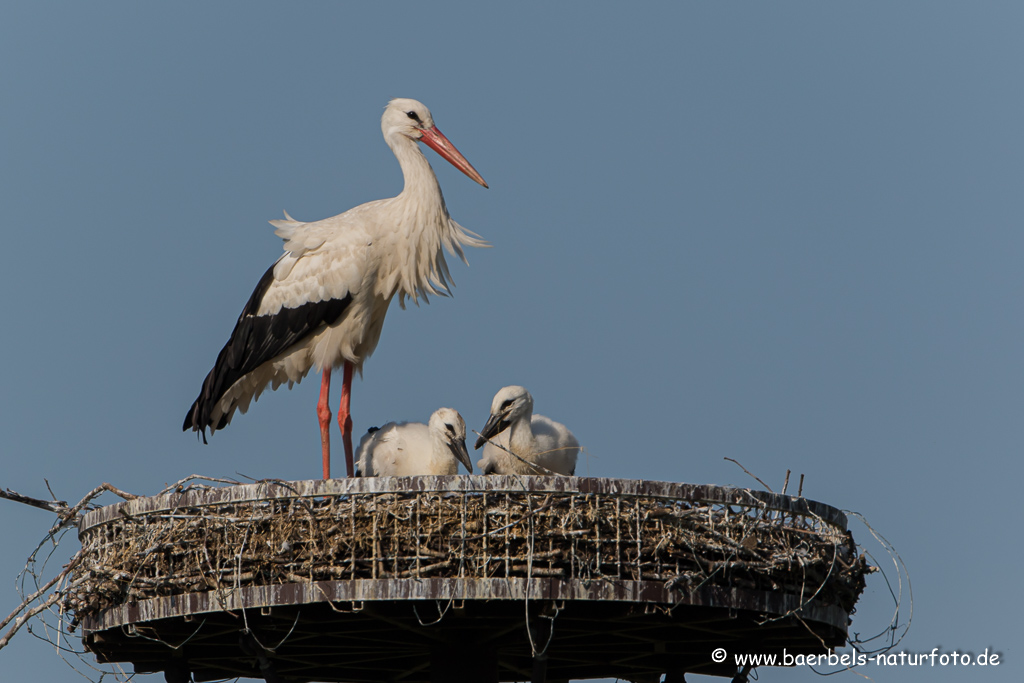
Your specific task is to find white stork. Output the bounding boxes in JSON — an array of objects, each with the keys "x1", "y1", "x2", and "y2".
[
  {"x1": 475, "y1": 386, "x2": 580, "y2": 476},
  {"x1": 355, "y1": 407, "x2": 472, "y2": 477},
  {"x1": 183, "y1": 98, "x2": 488, "y2": 479}
]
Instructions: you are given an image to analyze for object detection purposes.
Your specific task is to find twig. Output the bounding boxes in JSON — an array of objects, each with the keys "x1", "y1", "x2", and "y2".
[
  {"x1": 845, "y1": 510, "x2": 913, "y2": 653},
  {"x1": 159, "y1": 474, "x2": 243, "y2": 495},
  {"x1": 471, "y1": 430, "x2": 563, "y2": 476},
  {"x1": 0, "y1": 591, "x2": 64, "y2": 649},
  {"x1": 50, "y1": 483, "x2": 138, "y2": 534},
  {"x1": 463, "y1": 497, "x2": 555, "y2": 541},
  {"x1": 0, "y1": 552, "x2": 83, "y2": 635},
  {"x1": 723, "y1": 458, "x2": 774, "y2": 492},
  {"x1": 0, "y1": 488, "x2": 67, "y2": 513}
]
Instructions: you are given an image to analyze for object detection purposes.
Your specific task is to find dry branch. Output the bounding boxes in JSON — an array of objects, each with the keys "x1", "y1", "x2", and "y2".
[
  {"x1": 1, "y1": 487, "x2": 67, "y2": 513},
  {"x1": 0, "y1": 481, "x2": 140, "y2": 653}
]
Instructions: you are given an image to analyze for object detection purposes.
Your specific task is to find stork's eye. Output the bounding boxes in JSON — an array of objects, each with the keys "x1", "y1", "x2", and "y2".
[
  {"x1": 445, "y1": 424, "x2": 456, "y2": 435},
  {"x1": 500, "y1": 400, "x2": 513, "y2": 410},
  {"x1": 406, "y1": 111, "x2": 421, "y2": 122}
]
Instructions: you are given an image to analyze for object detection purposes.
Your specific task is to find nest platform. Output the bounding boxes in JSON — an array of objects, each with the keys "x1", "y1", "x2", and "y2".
[{"x1": 70, "y1": 476, "x2": 869, "y2": 682}]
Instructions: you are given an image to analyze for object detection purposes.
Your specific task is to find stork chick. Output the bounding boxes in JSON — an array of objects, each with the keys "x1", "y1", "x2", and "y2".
[
  {"x1": 475, "y1": 386, "x2": 579, "y2": 476},
  {"x1": 357, "y1": 407, "x2": 472, "y2": 477}
]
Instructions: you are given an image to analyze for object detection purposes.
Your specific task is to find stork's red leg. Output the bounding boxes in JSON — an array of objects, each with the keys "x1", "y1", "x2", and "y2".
[
  {"x1": 338, "y1": 361, "x2": 355, "y2": 477},
  {"x1": 317, "y1": 367, "x2": 332, "y2": 480}
]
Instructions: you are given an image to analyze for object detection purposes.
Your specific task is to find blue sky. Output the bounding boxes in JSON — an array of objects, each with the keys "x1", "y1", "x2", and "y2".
[{"x1": 1, "y1": 2, "x2": 1021, "y2": 681}]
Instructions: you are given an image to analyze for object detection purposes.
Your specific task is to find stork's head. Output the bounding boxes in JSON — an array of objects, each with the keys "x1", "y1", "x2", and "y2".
[
  {"x1": 429, "y1": 407, "x2": 472, "y2": 473},
  {"x1": 475, "y1": 385, "x2": 533, "y2": 450},
  {"x1": 383, "y1": 98, "x2": 436, "y2": 137},
  {"x1": 382, "y1": 98, "x2": 488, "y2": 187}
]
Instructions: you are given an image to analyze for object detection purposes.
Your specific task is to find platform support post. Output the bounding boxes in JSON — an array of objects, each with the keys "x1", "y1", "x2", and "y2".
[
  {"x1": 430, "y1": 642, "x2": 497, "y2": 683},
  {"x1": 532, "y1": 652, "x2": 548, "y2": 683},
  {"x1": 163, "y1": 660, "x2": 191, "y2": 683}
]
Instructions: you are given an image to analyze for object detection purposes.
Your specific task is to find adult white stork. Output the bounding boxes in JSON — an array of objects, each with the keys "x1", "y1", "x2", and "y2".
[
  {"x1": 355, "y1": 407, "x2": 472, "y2": 477},
  {"x1": 183, "y1": 98, "x2": 488, "y2": 479},
  {"x1": 475, "y1": 386, "x2": 580, "y2": 476}
]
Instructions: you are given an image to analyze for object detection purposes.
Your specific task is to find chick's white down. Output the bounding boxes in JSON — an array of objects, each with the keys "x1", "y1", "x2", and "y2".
[
  {"x1": 475, "y1": 386, "x2": 579, "y2": 476},
  {"x1": 357, "y1": 407, "x2": 472, "y2": 477}
]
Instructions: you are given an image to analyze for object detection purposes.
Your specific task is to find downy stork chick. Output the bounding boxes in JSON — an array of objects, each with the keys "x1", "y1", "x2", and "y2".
[
  {"x1": 356, "y1": 407, "x2": 472, "y2": 477},
  {"x1": 475, "y1": 386, "x2": 579, "y2": 476}
]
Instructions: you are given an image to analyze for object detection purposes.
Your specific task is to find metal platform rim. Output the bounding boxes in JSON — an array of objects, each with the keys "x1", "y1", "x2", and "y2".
[
  {"x1": 82, "y1": 576, "x2": 851, "y2": 634},
  {"x1": 79, "y1": 475, "x2": 847, "y2": 531}
]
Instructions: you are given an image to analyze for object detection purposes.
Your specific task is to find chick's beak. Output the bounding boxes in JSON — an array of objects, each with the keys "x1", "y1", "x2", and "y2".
[
  {"x1": 447, "y1": 438, "x2": 473, "y2": 473},
  {"x1": 475, "y1": 413, "x2": 510, "y2": 450}
]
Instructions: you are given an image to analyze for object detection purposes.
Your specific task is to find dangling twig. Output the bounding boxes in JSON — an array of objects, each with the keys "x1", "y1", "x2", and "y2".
[
  {"x1": 723, "y1": 458, "x2": 774, "y2": 492},
  {"x1": 472, "y1": 430, "x2": 564, "y2": 476}
]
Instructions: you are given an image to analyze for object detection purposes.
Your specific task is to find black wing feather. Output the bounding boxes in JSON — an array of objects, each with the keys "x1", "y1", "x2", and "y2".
[{"x1": 184, "y1": 264, "x2": 353, "y2": 439}]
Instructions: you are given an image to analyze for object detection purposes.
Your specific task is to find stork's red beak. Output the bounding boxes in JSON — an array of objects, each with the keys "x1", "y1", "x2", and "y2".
[{"x1": 419, "y1": 126, "x2": 488, "y2": 188}]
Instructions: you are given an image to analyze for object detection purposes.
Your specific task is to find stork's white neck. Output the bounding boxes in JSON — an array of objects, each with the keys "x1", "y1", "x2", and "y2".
[
  {"x1": 428, "y1": 429, "x2": 451, "y2": 470},
  {"x1": 390, "y1": 134, "x2": 447, "y2": 214},
  {"x1": 374, "y1": 132, "x2": 480, "y2": 306},
  {"x1": 508, "y1": 409, "x2": 536, "y2": 457}
]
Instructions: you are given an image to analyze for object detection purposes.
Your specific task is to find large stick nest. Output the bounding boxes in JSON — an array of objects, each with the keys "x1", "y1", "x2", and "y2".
[{"x1": 64, "y1": 477, "x2": 871, "y2": 628}]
